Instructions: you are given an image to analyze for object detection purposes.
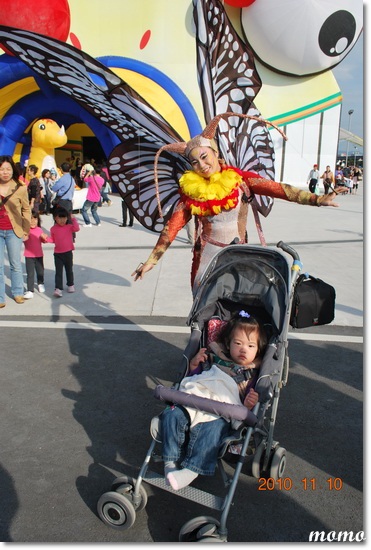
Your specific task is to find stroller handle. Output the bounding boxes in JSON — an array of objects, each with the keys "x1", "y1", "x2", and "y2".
[
  {"x1": 154, "y1": 385, "x2": 258, "y2": 426},
  {"x1": 276, "y1": 241, "x2": 300, "y2": 261}
]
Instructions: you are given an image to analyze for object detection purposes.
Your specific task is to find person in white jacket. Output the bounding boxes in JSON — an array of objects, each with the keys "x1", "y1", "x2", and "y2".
[
  {"x1": 161, "y1": 311, "x2": 267, "y2": 491},
  {"x1": 307, "y1": 164, "x2": 320, "y2": 193}
]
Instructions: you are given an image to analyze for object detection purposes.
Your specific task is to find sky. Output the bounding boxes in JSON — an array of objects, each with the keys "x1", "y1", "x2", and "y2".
[{"x1": 331, "y1": 13, "x2": 364, "y2": 154}]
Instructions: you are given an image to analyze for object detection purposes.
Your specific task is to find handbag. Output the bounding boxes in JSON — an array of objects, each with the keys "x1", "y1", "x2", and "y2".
[{"x1": 290, "y1": 274, "x2": 336, "y2": 329}]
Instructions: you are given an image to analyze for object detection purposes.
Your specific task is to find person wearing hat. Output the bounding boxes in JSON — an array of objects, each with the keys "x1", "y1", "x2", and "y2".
[
  {"x1": 132, "y1": 113, "x2": 345, "y2": 296},
  {"x1": 307, "y1": 163, "x2": 320, "y2": 194}
]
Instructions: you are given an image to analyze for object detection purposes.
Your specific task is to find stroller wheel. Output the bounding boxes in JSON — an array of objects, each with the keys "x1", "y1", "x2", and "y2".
[
  {"x1": 111, "y1": 475, "x2": 134, "y2": 491},
  {"x1": 97, "y1": 491, "x2": 136, "y2": 530},
  {"x1": 251, "y1": 442, "x2": 266, "y2": 478},
  {"x1": 269, "y1": 446, "x2": 287, "y2": 480},
  {"x1": 179, "y1": 516, "x2": 224, "y2": 542},
  {"x1": 111, "y1": 475, "x2": 148, "y2": 511}
]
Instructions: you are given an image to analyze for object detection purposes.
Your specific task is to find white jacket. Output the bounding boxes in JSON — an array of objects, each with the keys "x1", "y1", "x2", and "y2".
[{"x1": 179, "y1": 365, "x2": 241, "y2": 428}]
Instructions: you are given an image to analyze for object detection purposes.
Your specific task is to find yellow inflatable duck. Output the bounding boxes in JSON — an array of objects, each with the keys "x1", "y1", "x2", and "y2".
[{"x1": 28, "y1": 119, "x2": 68, "y2": 176}]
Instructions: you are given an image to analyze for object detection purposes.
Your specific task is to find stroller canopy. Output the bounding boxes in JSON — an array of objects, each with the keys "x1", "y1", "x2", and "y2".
[{"x1": 188, "y1": 245, "x2": 291, "y2": 337}]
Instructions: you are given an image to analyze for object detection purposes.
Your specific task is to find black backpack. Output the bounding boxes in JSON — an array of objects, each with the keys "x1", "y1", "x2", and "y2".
[{"x1": 290, "y1": 274, "x2": 336, "y2": 329}]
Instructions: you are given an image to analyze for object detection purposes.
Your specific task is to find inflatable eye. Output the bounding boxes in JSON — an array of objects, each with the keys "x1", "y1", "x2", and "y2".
[
  {"x1": 319, "y1": 10, "x2": 357, "y2": 57},
  {"x1": 38, "y1": 124, "x2": 46, "y2": 130},
  {"x1": 241, "y1": 0, "x2": 363, "y2": 76}
]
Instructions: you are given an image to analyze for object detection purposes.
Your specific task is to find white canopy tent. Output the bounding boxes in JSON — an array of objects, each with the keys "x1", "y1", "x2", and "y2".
[{"x1": 338, "y1": 128, "x2": 363, "y2": 147}]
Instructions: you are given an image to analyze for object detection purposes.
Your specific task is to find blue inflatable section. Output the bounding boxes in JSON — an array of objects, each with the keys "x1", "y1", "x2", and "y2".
[
  {"x1": 97, "y1": 56, "x2": 202, "y2": 137},
  {"x1": 0, "y1": 53, "x2": 202, "y2": 159}
]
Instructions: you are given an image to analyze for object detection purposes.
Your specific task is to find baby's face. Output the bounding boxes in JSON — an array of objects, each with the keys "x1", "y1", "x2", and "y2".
[{"x1": 228, "y1": 327, "x2": 259, "y2": 367}]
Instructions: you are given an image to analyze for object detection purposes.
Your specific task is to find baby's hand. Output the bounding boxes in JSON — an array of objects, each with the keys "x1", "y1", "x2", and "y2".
[
  {"x1": 40, "y1": 233, "x2": 48, "y2": 241},
  {"x1": 244, "y1": 388, "x2": 259, "y2": 410},
  {"x1": 189, "y1": 347, "x2": 208, "y2": 373}
]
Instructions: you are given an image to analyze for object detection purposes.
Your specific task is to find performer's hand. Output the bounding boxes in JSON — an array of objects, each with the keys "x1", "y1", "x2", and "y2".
[
  {"x1": 318, "y1": 187, "x2": 347, "y2": 207},
  {"x1": 131, "y1": 262, "x2": 154, "y2": 281},
  {"x1": 333, "y1": 186, "x2": 348, "y2": 194}
]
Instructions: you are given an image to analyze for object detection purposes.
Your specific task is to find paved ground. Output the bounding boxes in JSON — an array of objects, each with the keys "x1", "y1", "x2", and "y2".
[{"x1": 0, "y1": 187, "x2": 364, "y2": 544}]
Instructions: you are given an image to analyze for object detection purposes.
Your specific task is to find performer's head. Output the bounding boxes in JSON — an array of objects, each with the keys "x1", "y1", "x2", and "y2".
[
  {"x1": 185, "y1": 138, "x2": 220, "y2": 179},
  {"x1": 153, "y1": 111, "x2": 287, "y2": 217},
  {"x1": 184, "y1": 136, "x2": 219, "y2": 158}
]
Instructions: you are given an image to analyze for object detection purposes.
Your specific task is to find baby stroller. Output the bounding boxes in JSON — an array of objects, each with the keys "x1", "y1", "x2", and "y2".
[{"x1": 97, "y1": 241, "x2": 303, "y2": 542}]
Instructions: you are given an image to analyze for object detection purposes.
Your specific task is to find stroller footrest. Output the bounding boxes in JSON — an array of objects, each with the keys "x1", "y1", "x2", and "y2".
[{"x1": 142, "y1": 469, "x2": 225, "y2": 511}]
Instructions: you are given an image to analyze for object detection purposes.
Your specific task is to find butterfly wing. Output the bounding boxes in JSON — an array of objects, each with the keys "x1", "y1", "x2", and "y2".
[
  {"x1": 108, "y1": 141, "x2": 190, "y2": 231},
  {"x1": 0, "y1": 25, "x2": 189, "y2": 230},
  {"x1": 193, "y1": 0, "x2": 276, "y2": 216}
]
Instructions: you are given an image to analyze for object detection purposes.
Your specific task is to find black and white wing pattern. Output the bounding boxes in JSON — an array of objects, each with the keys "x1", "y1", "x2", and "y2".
[
  {"x1": 108, "y1": 141, "x2": 189, "y2": 232},
  {"x1": 0, "y1": 25, "x2": 190, "y2": 231},
  {"x1": 193, "y1": 0, "x2": 276, "y2": 216}
]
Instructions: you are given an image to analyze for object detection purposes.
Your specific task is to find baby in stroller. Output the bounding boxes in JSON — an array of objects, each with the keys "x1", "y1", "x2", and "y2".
[{"x1": 162, "y1": 311, "x2": 268, "y2": 490}]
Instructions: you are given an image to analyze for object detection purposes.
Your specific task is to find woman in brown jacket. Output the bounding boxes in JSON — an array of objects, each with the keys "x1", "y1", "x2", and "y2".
[
  {"x1": 320, "y1": 166, "x2": 335, "y2": 195},
  {"x1": 0, "y1": 155, "x2": 31, "y2": 307}
]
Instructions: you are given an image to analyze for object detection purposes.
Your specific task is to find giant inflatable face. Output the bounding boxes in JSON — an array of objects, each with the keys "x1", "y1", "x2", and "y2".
[{"x1": 239, "y1": 0, "x2": 363, "y2": 76}]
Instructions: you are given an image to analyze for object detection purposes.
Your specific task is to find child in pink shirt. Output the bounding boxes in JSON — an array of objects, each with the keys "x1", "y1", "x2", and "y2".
[
  {"x1": 47, "y1": 207, "x2": 80, "y2": 297},
  {"x1": 23, "y1": 210, "x2": 49, "y2": 299}
]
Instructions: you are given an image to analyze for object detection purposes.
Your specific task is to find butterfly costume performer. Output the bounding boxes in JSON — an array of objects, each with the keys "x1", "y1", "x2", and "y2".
[
  {"x1": 0, "y1": 0, "x2": 343, "y2": 295},
  {"x1": 145, "y1": 111, "x2": 340, "y2": 295}
]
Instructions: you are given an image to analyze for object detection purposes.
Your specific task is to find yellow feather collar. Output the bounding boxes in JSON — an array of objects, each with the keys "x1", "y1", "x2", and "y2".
[{"x1": 179, "y1": 169, "x2": 242, "y2": 216}]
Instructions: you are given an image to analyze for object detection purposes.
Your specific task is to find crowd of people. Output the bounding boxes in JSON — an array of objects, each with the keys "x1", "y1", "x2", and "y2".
[
  {"x1": 14, "y1": 156, "x2": 122, "y2": 220},
  {"x1": 0, "y1": 155, "x2": 84, "y2": 305},
  {"x1": 0, "y1": 155, "x2": 123, "y2": 306},
  {"x1": 307, "y1": 162, "x2": 362, "y2": 196},
  {"x1": 334, "y1": 164, "x2": 362, "y2": 194}
]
